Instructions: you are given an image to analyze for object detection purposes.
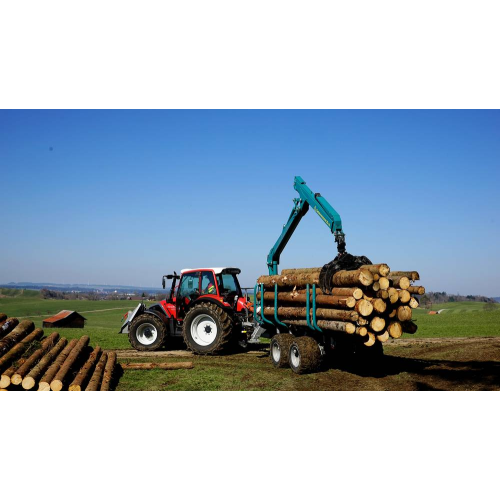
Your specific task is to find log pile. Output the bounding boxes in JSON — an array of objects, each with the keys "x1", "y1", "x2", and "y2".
[
  {"x1": 256, "y1": 265, "x2": 422, "y2": 347},
  {"x1": 0, "y1": 317, "x2": 118, "y2": 391}
]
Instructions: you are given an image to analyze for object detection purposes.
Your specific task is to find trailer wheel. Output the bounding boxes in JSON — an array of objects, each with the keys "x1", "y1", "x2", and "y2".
[
  {"x1": 183, "y1": 303, "x2": 233, "y2": 354},
  {"x1": 289, "y1": 336, "x2": 322, "y2": 374},
  {"x1": 128, "y1": 315, "x2": 167, "y2": 351},
  {"x1": 270, "y1": 333, "x2": 294, "y2": 368}
]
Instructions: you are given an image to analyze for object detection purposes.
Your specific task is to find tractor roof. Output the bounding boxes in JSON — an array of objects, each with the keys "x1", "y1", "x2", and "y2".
[{"x1": 180, "y1": 267, "x2": 241, "y2": 275}]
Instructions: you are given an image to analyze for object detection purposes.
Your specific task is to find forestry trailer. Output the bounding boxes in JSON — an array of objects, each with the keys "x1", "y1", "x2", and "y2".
[{"x1": 120, "y1": 176, "x2": 378, "y2": 373}]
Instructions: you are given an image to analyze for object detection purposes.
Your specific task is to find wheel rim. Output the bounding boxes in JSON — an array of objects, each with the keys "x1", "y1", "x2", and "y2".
[
  {"x1": 271, "y1": 342, "x2": 281, "y2": 363},
  {"x1": 290, "y1": 345, "x2": 301, "y2": 369},
  {"x1": 191, "y1": 314, "x2": 218, "y2": 346},
  {"x1": 136, "y1": 323, "x2": 158, "y2": 345}
]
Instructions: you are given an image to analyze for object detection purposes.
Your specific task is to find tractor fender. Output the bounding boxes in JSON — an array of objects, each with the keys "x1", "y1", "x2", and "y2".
[
  {"x1": 187, "y1": 297, "x2": 234, "y2": 315},
  {"x1": 141, "y1": 309, "x2": 169, "y2": 326}
]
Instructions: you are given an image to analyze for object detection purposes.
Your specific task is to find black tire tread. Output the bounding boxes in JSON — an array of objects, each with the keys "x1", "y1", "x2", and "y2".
[
  {"x1": 270, "y1": 333, "x2": 294, "y2": 368},
  {"x1": 289, "y1": 336, "x2": 322, "y2": 374},
  {"x1": 128, "y1": 314, "x2": 167, "y2": 351}
]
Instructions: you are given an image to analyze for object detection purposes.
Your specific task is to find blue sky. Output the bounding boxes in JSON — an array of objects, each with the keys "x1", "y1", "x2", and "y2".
[{"x1": 0, "y1": 110, "x2": 499, "y2": 295}]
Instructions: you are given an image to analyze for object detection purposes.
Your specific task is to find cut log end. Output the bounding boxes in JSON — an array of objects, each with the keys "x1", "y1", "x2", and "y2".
[
  {"x1": 50, "y1": 379, "x2": 64, "y2": 392},
  {"x1": 370, "y1": 317, "x2": 386, "y2": 333},
  {"x1": 0, "y1": 374, "x2": 11, "y2": 389},
  {"x1": 376, "y1": 331, "x2": 390, "y2": 342},
  {"x1": 10, "y1": 374, "x2": 23, "y2": 386},
  {"x1": 364, "y1": 332, "x2": 376, "y2": 347},
  {"x1": 22, "y1": 377, "x2": 36, "y2": 390},
  {"x1": 38, "y1": 381, "x2": 51, "y2": 391}
]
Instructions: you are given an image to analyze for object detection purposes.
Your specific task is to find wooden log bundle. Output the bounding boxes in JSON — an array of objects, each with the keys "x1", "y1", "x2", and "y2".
[
  {"x1": 0, "y1": 313, "x2": 120, "y2": 391},
  {"x1": 256, "y1": 263, "x2": 423, "y2": 347}
]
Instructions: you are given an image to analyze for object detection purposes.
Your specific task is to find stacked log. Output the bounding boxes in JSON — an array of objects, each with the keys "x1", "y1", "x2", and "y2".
[
  {"x1": 256, "y1": 264, "x2": 422, "y2": 347},
  {"x1": 0, "y1": 314, "x2": 118, "y2": 391}
]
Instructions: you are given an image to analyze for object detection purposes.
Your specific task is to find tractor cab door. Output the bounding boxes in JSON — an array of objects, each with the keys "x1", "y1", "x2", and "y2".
[{"x1": 176, "y1": 272, "x2": 201, "y2": 318}]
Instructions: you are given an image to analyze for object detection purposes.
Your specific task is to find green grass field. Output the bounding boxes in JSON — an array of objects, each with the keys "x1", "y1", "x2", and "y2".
[{"x1": 1, "y1": 289, "x2": 499, "y2": 390}]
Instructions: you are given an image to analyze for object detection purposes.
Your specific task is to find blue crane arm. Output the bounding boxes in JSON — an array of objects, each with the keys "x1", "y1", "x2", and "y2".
[{"x1": 266, "y1": 176, "x2": 346, "y2": 275}]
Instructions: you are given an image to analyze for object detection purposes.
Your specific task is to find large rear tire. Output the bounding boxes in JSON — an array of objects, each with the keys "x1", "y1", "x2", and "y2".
[
  {"x1": 289, "y1": 336, "x2": 322, "y2": 374},
  {"x1": 182, "y1": 303, "x2": 233, "y2": 354},
  {"x1": 270, "y1": 333, "x2": 294, "y2": 368},
  {"x1": 128, "y1": 315, "x2": 167, "y2": 351}
]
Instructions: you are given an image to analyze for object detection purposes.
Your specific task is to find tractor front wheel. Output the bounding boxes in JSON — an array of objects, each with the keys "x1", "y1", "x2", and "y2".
[
  {"x1": 183, "y1": 303, "x2": 233, "y2": 354},
  {"x1": 128, "y1": 314, "x2": 167, "y2": 351}
]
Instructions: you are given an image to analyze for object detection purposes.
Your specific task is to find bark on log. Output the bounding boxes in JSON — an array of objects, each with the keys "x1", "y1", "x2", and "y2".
[
  {"x1": 378, "y1": 277, "x2": 390, "y2": 290},
  {"x1": 284, "y1": 319, "x2": 356, "y2": 333},
  {"x1": 257, "y1": 273, "x2": 320, "y2": 287},
  {"x1": 0, "y1": 318, "x2": 20, "y2": 339},
  {"x1": 356, "y1": 326, "x2": 368, "y2": 337},
  {"x1": 121, "y1": 362, "x2": 194, "y2": 370},
  {"x1": 407, "y1": 286, "x2": 425, "y2": 295},
  {"x1": 389, "y1": 271, "x2": 420, "y2": 281},
  {"x1": 355, "y1": 299, "x2": 374, "y2": 317},
  {"x1": 263, "y1": 307, "x2": 359, "y2": 322},
  {"x1": 69, "y1": 346, "x2": 102, "y2": 391},
  {"x1": 388, "y1": 321, "x2": 403, "y2": 339},
  {"x1": 22, "y1": 338, "x2": 68, "y2": 390},
  {"x1": 38, "y1": 339, "x2": 78, "y2": 391},
  {"x1": 369, "y1": 317, "x2": 386, "y2": 333},
  {"x1": 332, "y1": 269, "x2": 374, "y2": 287},
  {"x1": 0, "y1": 327, "x2": 43, "y2": 373},
  {"x1": 10, "y1": 332, "x2": 59, "y2": 385},
  {"x1": 258, "y1": 291, "x2": 355, "y2": 308},
  {"x1": 85, "y1": 352, "x2": 108, "y2": 391},
  {"x1": 409, "y1": 297, "x2": 419, "y2": 309},
  {"x1": 281, "y1": 267, "x2": 322, "y2": 275},
  {"x1": 294, "y1": 288, "x2": 324, "y2": 296},
  {"x1": 388, "y1": 288, "x2": 399, "y2": 304},
  {"x1": 1, "y1": 357, "x2": 29, "y2": 388},
  {"x1": 398, "y1": 290, "x2": 411, "y2": 303},
  {"x1": 0, "y1": 320, "x2": 35, "y2": 356},
  {"x1": 50, "y1": 336, "x2": 90, "y2": 391},
  {"x1": 402, "y1": 321, "x2": 418, "y2": 334},
  {"x1": 390, "y1": 276, "x2": 410, "y2": 289},
  {"x1": 294, "y1": 287, "x2": 363, "y2": 299},
  {"x1": 376, "y1": 331, "x2": 390, "y2": 342},
  {"x1": 397, "y1": 306, "x2": 412, "y2": 322},
  {"x1": 359, "y1": 264, "x2": 390, "y2": 277},
  {"x1": 364, "y1": 332, "x2": 376, "y2": 347},
  {"x1": 100, "y1": 351, "x2": 117, "y2": 391}
]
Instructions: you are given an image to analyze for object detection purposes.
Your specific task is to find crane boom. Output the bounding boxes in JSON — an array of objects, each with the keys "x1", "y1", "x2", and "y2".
[{"x1": 266, "y1": 176, "x2": 346, "y2": 275}]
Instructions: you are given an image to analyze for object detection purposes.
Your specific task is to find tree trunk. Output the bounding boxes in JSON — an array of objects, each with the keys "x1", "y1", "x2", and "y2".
[
  {"x1": 0, "y1": 320, "x2": 35, "y2": 356},
  {"x1": 85, "y1": 352, "x2": 108, "y2": 391},
  {"x1": 365, "y1": 297, "x2": 387, "y2": 314},
  {"x1": 121, "y1": 362, "x2": 194, "y2": 370},
  {"x1": 397, "y1": 306, "x2": 412, "y2": 322},
  {"x1": 364, "y1": 332, "x2": 376, "y2": 347},
  {"x1": 378, "y1": 277, "x2": 390, "y2": 290},
  {"x1": 280, "y1": 267, "x2": 322, "y2": 275},
  {"x1": 0, "y1": 327, "x2": 43, "y2": 373},
  {"x1": 10, "y1": 332, "x2": 59, "y2": 386},
  {"x1": 68, "y1": 346, "x2": 102, "y2": 391},
  {"x1": 38, "y1": 339, "x2": 78, "y2": 391},
  {"x1": 1, "y1": 357, "x2": 28, "y2": 388},
  {"x1": 388, "y1": 288, "x2": 399, "y2": 304},
  {"x1": 376, "y1": 331, "x2": 390, "y2": 342},
  {"x1": 50, "y1": 336, "x2": 90, "y2": 391},
  {"x1": 388, "y1": 321, "x2": 403, "y2": 339},
  {"x1": 332, "y1": 269, "x2": 374, "y2": 287},
  {"x1": 22, "y1": 338, "x2": 68, "y2": 390},
  {"x1": 257, "y1": 272, "x2": 320, "y2": 287},
  {"x1": 390, "y1": 276, "x2": 410, "y2": 289},
  {"x1": 258, "y1": 291, "x2": 356, "y2": 308},
  {"x1": 0, "y1": 318, "x2": 19, "y2": 339},
  {"x1": 293, "y1": 287, "x2": 364, "y2": 299},
  {"x1": 407, "y1": 286, "x2": 425, "y2": 295},
  {"x1": 355, "y1": 299, "x2": 373, "y2": 317},
  {"x1": 284, "y1": 319, "x2": 356, "y2": 333},
  {"x1": 370, "y1": 317, "x2": 386, "y2": 332},
  {"x1": 398, "y1": 290, "x2": 411, "y2": 304},
  {"x1": 359, "y1": 264, "x2": 390, "y2": 277},
  {"x1": 100, "y1": 351, "x2": 117, "y2": 391},
  {"x1": 389, "y1": 271, "x2": 420, "y2": 281},
  {"x1": 402, "y1": 321, "x2": 418, "y2": 334},
  {"x1": 263, "y1": 306, "x2": 358, "y2": 322}
]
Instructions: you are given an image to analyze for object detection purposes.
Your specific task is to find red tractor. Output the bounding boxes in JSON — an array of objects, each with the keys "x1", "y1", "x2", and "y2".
[{"x1": 120, "y1": 268, "x2": 260, "y2": 354}]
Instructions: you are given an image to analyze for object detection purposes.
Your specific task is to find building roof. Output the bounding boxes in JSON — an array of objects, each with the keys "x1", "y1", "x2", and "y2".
[{"x1": 43, "y1": 310, "x2": 87, "y2": 323}]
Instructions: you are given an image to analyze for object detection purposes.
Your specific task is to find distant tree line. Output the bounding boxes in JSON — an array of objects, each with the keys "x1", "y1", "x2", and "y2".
[
  {"x1": 419, "y1": 291, "x2": 495, "y2": 307},
  {"x1": 40, "y1": 288, "x2": 158, "y2": 301}
]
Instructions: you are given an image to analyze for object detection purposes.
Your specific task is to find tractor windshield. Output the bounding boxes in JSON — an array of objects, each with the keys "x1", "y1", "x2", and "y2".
[{"x1": 216, "y1": 273, "x2": 242, "y2": 296}]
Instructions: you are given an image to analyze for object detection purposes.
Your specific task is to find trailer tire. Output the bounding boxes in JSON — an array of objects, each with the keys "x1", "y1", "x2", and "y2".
[
  {"x1": 128, "y1": 314, "x2": 167, "y2": 351},
  {"x1": 289, "y1": 336, "x2": 322, "y2": 374},
  {"x1": 183, "y1": 303, "x2": 233, "y2": 354},
  {"x1": 270, "y1": 333, "x2": 294, "y2": 368}
]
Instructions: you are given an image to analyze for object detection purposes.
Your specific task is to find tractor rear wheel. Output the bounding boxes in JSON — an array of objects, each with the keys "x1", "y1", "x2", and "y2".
[
  {"x1": 182, "y1": 303, "x2": 233, "y2": 354},
  {"x1": 289, "y1": 336, "x2": 322, "y2": 374},
  {"x1": 128, "y1": 314, "x2": 167, "y2": 351},
  {"x1": 270, "y1": 333, "x2": 294, "y2": 368}
]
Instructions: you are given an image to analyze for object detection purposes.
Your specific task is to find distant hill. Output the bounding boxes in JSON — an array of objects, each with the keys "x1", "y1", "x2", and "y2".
[
  {"x1": 493, "y1": 297, "x2": 500, "y2": 303},
  {"x1": 0, "y1": 282, "x2": 163, "y2": 295}
]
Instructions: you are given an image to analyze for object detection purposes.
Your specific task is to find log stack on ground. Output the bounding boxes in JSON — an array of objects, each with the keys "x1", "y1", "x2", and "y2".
[
  {"x1": 257, "y1": 264, "x2": 422, "y2": 347},
  {"x1": 0, "y1": 314, "x2": 118, "y2": 391}
]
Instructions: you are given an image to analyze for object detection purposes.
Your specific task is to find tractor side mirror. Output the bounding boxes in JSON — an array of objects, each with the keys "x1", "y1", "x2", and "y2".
[{"x1": 162, "y1": 276, "x2": 166, "y2": 289}]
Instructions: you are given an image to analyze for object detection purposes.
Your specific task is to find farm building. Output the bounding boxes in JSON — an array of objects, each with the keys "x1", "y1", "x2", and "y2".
[{"x1": 42, "y1": 310, "x2": 86, "y2": 328}]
